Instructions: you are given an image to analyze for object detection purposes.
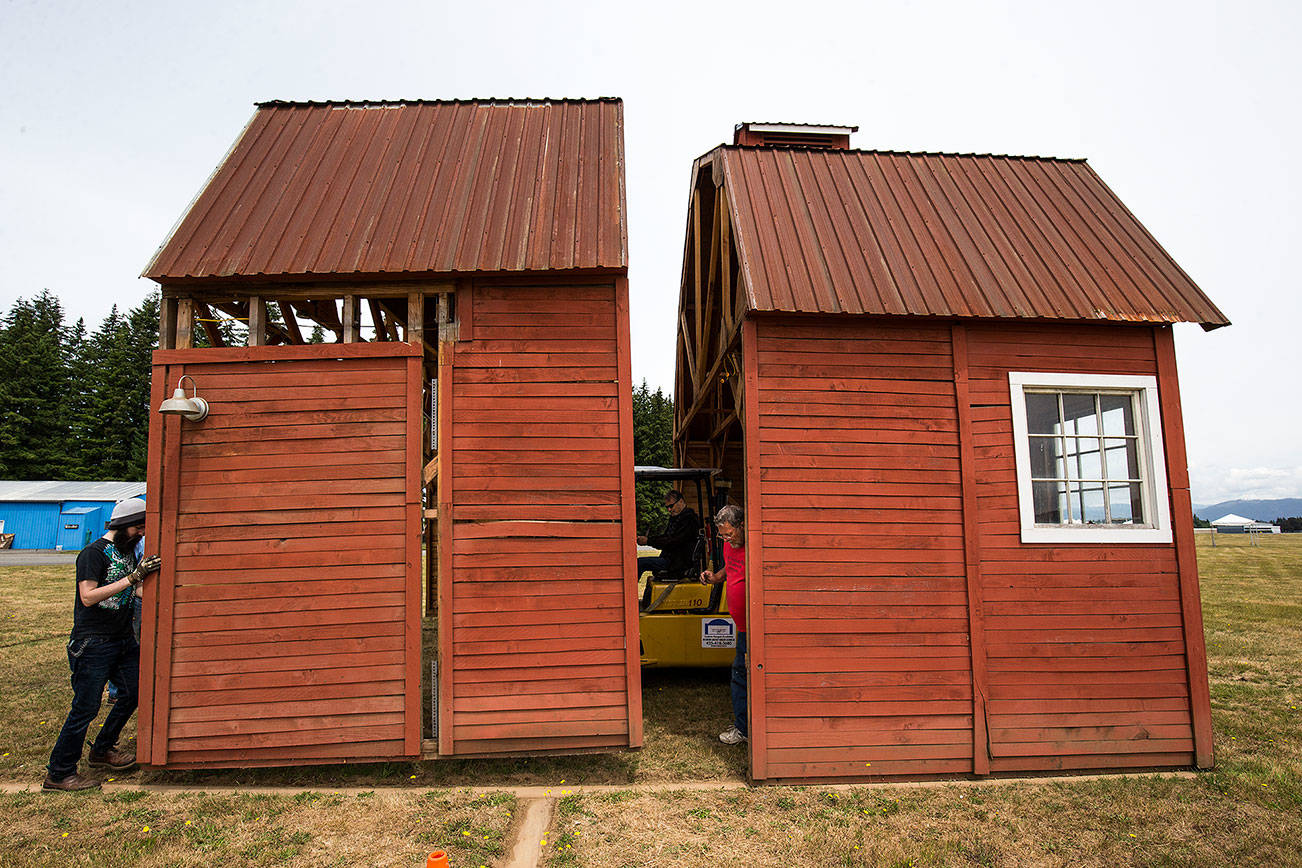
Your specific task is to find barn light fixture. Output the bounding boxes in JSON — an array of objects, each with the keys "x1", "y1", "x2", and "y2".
[{"x1": 158, "y1": 375, "x2": 209, "y2": 422}]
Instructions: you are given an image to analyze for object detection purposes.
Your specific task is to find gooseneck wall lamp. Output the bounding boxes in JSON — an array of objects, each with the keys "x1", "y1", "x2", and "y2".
[{"x1": 158, "y1": 375, "x2": 209, "y2": 422}]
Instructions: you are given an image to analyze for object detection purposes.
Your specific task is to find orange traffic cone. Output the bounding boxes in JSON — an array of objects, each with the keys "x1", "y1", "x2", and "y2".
[{"x1": 426, "y1": 851, "x2": 449, "y2": 868}]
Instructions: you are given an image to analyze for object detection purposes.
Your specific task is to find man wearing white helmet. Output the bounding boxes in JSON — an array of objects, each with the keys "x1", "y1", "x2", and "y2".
[{"x1": 43, "y1": 497, "x2": 161, "y2": 791}]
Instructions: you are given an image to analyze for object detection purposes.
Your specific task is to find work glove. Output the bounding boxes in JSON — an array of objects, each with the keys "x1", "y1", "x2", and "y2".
[{"x1": 129, "y1": 555, "x2": 162, "y2": 585}]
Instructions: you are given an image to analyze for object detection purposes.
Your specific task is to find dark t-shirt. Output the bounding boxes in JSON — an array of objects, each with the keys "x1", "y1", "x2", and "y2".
[
  {"x1": 647, "y1": 508, "x2": 700, "y2": 577},
  {"x1": 72, "y1": 538, "x2": 137, "y2": 639}
]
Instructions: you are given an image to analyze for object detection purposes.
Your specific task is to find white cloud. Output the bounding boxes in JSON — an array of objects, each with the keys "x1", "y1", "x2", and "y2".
[{"x1": 1189, "y1": 464, "x2": 1302, "y2": 506}]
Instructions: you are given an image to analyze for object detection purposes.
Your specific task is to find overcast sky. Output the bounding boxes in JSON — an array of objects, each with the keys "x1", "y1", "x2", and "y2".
[{"x1": 2, "y1": 0, "x2": 1297, "y2": 505}]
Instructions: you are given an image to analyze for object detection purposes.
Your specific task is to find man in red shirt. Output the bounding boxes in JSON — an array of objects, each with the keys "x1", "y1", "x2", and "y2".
[{"x1": 701, "y1": 504, "x2": 747, "y2": 744}]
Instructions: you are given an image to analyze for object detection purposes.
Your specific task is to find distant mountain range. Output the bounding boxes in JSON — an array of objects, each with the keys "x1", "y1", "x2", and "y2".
[{"x1": 1193, "y1": 498, "x2": 1302, "y2": 523}]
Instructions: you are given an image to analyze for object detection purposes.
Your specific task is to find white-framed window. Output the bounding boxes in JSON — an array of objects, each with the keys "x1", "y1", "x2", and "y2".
[{"x1": 1008, "y1": 372, "x2": 1172, "y2": 544}]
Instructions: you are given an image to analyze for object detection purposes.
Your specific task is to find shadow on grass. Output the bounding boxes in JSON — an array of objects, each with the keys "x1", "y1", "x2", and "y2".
[{"x1": 141, "y1": 666, "x2": 745, "y2": 789}]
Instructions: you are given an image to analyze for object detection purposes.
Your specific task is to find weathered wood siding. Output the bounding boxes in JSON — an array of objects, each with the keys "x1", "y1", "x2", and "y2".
[
  {"x1": 749, "y1": 318, "x2": 973, "y2": 781},
  {"x1": 962, "y1": 322, "x2": 1197, "y2": 772},
  {"x1": 747, "y1": 316, "x2": 1207, "y2": 781},
  {"x1": 141, "y1": 343, "x2": 423, "y2": 768},
  {"x1": 441, "y1": 280, "x2": 639, "y2": 756}
]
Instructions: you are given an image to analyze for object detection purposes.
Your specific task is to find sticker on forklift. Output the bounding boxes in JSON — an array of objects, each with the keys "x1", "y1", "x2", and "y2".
[{"x1": 701, "y1": 617, "x2": 736, "y2": 649}]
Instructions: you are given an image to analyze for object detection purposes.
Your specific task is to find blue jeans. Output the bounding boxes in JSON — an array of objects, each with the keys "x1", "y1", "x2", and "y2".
[
  {"x1": 732, "y1": 631, "x2": 748, "y2": 736},
  {"x1": 637, "y1": 555, "x2": 669, "y2": 578},
  {"x1": 48, "y1": 635, "x2": 139, "y2": 779}
]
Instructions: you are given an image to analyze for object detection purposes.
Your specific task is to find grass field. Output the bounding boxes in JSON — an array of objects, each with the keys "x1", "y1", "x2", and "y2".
[{"x1": 2, "y1": 533, "x2": 1300, "y2": 866}]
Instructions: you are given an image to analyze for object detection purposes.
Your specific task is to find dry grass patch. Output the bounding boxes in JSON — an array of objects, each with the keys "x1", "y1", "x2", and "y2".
[
  {"x1": 539, "y1": 774, "x2": 1298, "y2": 868},
  {"x1": 2, "y1": 787, "x2": 515, "y2": 868}
]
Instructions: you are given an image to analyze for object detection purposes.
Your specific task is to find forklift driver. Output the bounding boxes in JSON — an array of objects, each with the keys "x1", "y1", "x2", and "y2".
[{"x1": 636, "y1": 490, "x2": 700, "y2": 581}]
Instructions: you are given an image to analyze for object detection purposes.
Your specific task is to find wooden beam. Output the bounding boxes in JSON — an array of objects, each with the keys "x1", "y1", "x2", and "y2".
[
  {"x1": 691, "y1": 187, "x2": 703, "y2": 393},
  {"x1": 709, "y1": 408, "x2": 738, "y2": 441},
  {"x1": 194, "y1": 300, "x2": 225, "y2": 348},
  {"x1": 342, "y1": 295, "x2": 360, "y2": 343},
  {"x1": 159, "y1": 296, "x2": 178, "y2": 350},
  {"x1": 407, "y1": 290, "x2": 424, "y2": 346},
  {"x1": 422, "y1": 456, "x2": 439, "y2": 487},
  {"x1": 951, "y1": 323, "x2": 990, "y2": 776},
  {"x1": 1154, "y1": 325, "x2": 1214, "y2": 769},
  {"x1": 741, "y1": 318, "x2": 766, "y2": 780},
  {"x1": 277, "y1": 300, "x2": 304, "y2": 344},
  {"x1": 247, "y1": 296, "x2": 266, "y2": 347},
  {"x1": 368, "y1": 299, "x2": 390, "y2": 342},
  {"x1": 175, "y1": 297, "x2": 194, "y2": 350}
]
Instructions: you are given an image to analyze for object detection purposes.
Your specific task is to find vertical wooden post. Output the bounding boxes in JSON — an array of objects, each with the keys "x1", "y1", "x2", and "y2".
[
  {"x1": 175, "y1": 298, "x2": 195, "y2": 350},
  {"x1": 614, "y1": 277, "x2": 643, "y2": 747},
  {"x1": 407, "y1": 290, "x2": 424, "y2": 346},
  {"x1": 403, "y1": 348, "x2": 423, "y2": 757},
  {"x1": 343, "y1": 295, "x2": 359, "y2": 343},
  {"x1": 139, "y1": 360, "x2": 169, "y2": 762},
  {"x1": 247, "y1": 296, "x2": 266, "y2": 347},
  {"x1": 435, "y1": 298, "x2": 455, "y2": 756},
  {"x1": 150, "y1": 373, "x2": 184, "y2": 766},
  {"x1": 741, "y1": 317, "x2": 767, "y2": 781},
  {"x1": 1154, "y1": 325, "x2": 1214, "y2": 768},
  {"x1": 159, "y1": 297, "x2": 178, "y2": 351},
  {"x1": 951, "y1": 324, "x2": 991, "y2": 775}
]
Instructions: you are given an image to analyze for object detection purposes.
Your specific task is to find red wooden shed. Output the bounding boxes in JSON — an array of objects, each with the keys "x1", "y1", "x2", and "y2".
[
  {"x1": 139, "y1": 98, "x2": 640, "y2": 767},
  {"x1": 674, "y1": 123, "x2": 1229, "y2": 782}
]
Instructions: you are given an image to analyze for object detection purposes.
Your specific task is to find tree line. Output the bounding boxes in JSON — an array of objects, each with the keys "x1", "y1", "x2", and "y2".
[
  {"x1": 1, "y1": 290, "x2": 680, "y2": 501},
  {"x1": 0, "y1": 289, "x2": 160, "y2": 481}
]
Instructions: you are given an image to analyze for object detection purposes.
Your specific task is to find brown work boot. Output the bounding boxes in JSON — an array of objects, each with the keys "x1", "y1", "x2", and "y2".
[
  {"x1": 87, "y1": 747, "x2": 137, "y2": 771},
  {"x1": 43, "y1": 772, "x2": 102, "y2": 792}
]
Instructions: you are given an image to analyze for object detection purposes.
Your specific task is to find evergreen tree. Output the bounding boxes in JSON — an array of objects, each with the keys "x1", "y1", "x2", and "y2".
[
  {"x1": 632, "y1": 380, "x2": 675, "y2": 534},
  {"x1": 70, "y1": 291, "x2": 158, "y2": 480},
  {"x1": 0, "y1": 291, "x2": 75, "y2": 478}
]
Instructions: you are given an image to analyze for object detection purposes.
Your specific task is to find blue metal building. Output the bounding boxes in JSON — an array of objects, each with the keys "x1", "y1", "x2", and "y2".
[{"x1": 0, "y1": 481, "x2": 146, "y2": 550}]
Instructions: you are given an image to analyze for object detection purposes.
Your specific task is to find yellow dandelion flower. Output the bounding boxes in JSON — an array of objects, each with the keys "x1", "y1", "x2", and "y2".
[
  {"x1": 185, "y1": 820, "x2": 191, "y2": 826},
  {"x1": 462, "y1": 830, "x2": 471, "y2": 836},
  {"x1": 2, "y1": 752, "x2": 8, "y2": 757},
  {"x1": 142, "y1": 826, "x2": 150, "y2": 833},
  {"x1": 1129, "y1": 833, "x2": 1136, "y2": 838},
  {"x1": 560, "y1": 780, "x2": 566, "y2": 784},
  {"x1": 540, "y1": 839, "x2": 547, "y2": 846},
  {"x1": 61, "y1": 833, "x2": 69, "y2": 838},
  {"x1": 107, "y1": 778, "x2": 115, "y2": 783},
  {"x1": 410, "y1": 775, "x2": 417, "y2": 779}
]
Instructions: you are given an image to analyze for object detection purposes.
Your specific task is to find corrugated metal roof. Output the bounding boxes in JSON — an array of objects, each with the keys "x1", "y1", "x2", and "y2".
[
  {"x1": 144, "y1": 98, "x2": 627, "y2": 281},
  {"x1": 717, "y1": 146, "x2": 1228, "y2": 328},
  {"x1": 0, "y1": 481, "x2": 146, "y2": 503}
]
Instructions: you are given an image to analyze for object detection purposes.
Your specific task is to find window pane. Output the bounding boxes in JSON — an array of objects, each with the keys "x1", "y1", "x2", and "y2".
[
  {"x1": 1026, "y1": 393, "x2": 1060, "y2": 435},
  {"x1": 1029, "y1": 436, "x2": 1061, "y2": 479},
  {"x1": 1108, "y1": 483, "x2": 1144, "y2": 523},
  {"x1": 1104, "y1": 438, "x2": 1141, "y2": 481},
  {"x1": 1077, "y1": 482, "x2": 1106, "y2": 524},
  {"x1": 1063, "y1": 437, "x2": 1101, "y2": 480},
  {"x1": 1099, "y1": 394, "x2": 1135, "y2": 435},
  {"x1": 1061, "y1": 393, "x2": 1097, "y2": 436},
  {"x1": 1033, "y1": 480, "x2": 1066, "y2": 523}
]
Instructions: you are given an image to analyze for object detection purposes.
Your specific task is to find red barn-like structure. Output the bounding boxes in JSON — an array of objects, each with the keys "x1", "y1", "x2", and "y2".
[
  {"x1": 673, "y1": 123, "x2": 1228, "y2": 782},
  {"x1": 139, "y1": 99, "x2": 639, "y2": 767}
]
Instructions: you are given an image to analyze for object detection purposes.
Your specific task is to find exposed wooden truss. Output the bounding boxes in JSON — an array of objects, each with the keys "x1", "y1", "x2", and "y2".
[
  {"x1": 674, "y1": 156, "x2": 749, "y2": 478},
  {"x1": 158, "y1": 283, "x2": 455, "y2": 357}
]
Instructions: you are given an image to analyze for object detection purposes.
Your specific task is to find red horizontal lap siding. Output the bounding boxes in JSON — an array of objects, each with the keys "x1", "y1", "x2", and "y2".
[
  {"x1": 446, "y1": 281, "x2": 634, "y2": 756},
  {"x1": 144, "y1": 347, "x2": 420, "y2": 767},
  {"x1": 752, "y1": 318, "x2": 971, "y2": 781},
  {"x1": 962, "y1": 322, "x2": 1194, "y2": 769}
]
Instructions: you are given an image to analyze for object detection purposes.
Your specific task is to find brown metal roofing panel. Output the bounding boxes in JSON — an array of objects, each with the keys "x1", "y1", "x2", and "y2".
[
  {"x1": 144, "y1": 99, "x2": 627, "y2": 281},
  {"x1": 717, "y1": 147, "x2": 1227, "y2": 328}
]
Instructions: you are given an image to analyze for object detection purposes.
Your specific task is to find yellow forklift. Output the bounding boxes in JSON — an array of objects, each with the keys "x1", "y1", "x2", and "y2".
[{"x1": 634, "y1": 466, "x2": 735, "y2": 667}]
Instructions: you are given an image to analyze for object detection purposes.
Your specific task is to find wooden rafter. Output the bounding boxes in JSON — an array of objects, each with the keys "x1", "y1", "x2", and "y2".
[{"x1": 674, "y1": 165, "x2": 748, "y2": 470}]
